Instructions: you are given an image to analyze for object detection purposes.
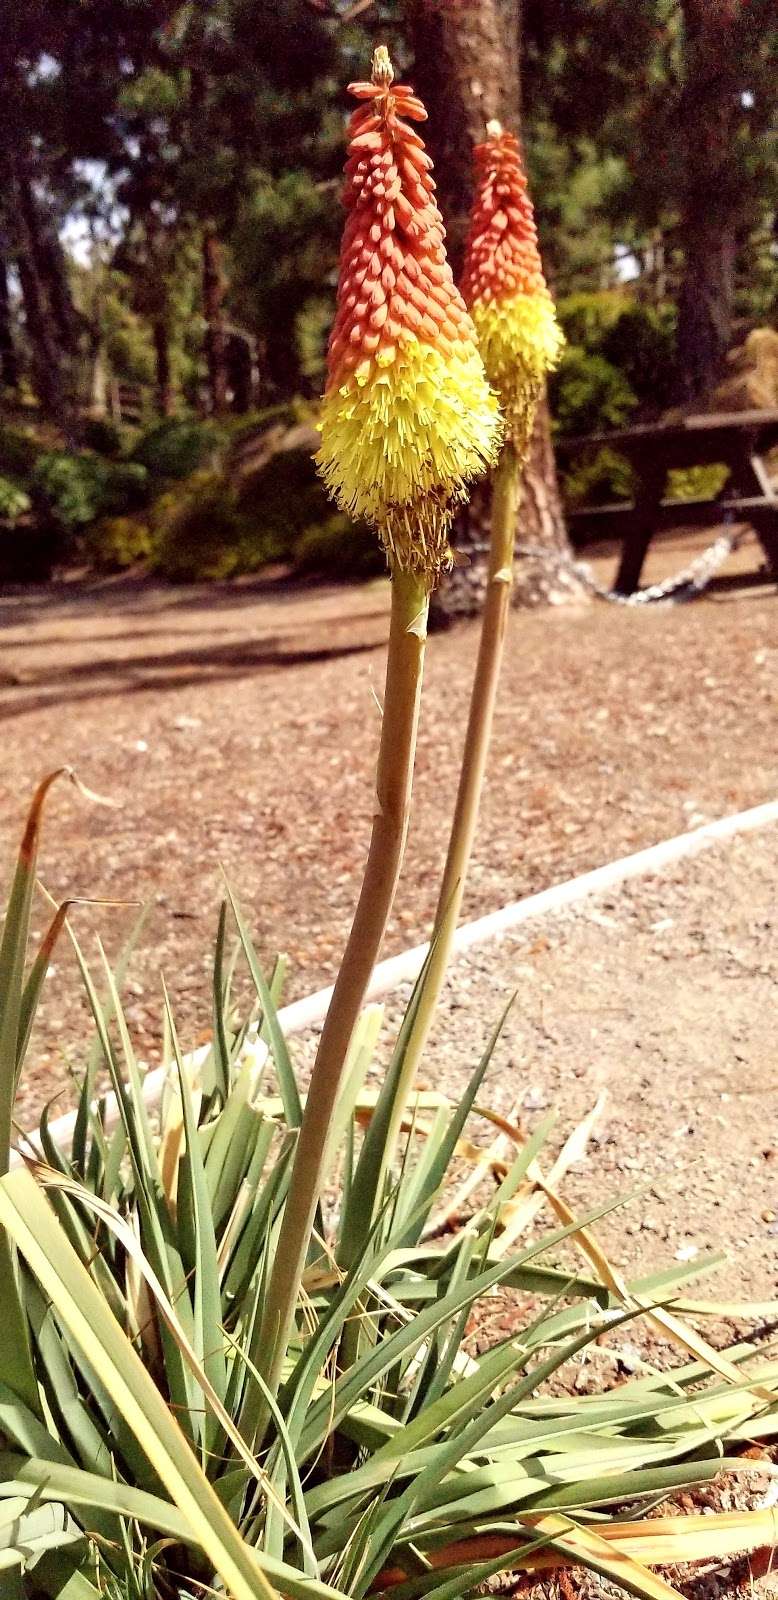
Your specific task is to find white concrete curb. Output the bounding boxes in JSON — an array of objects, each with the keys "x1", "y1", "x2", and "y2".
[{"x1": 14, "y1": 797, "x2": 778, "y2": 1167}]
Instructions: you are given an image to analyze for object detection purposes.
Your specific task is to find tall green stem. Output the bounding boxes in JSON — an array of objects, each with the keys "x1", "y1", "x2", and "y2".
[
  {"x1": 384, "y1": 442, "x2": 522, "y2": 1165},
  {"x1": 246, "y1": 567, "x2": 428, "y2": 1434}
]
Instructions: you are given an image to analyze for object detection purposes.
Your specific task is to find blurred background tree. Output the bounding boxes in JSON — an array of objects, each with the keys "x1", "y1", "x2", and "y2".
[
  {"x1": 0, "y1": 0, "x2": 774, "y2": 587},
  {"x1": 408, "y1": 0, "x2": 582, "y2": 615},
  {"x1": 526, "y1": 0, "x2": 777, "y2": 406}
]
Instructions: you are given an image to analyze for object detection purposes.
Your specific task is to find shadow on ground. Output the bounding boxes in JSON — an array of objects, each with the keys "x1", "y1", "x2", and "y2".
[{"x1": 0, "y1": 637, "x2": 383, "y2": 721}]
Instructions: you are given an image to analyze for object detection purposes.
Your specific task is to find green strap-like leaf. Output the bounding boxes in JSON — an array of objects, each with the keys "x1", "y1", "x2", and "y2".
[
  {"x1": 0, "y1": 1168, "x2": 279, "y2": 1600},
  {"x1": 226, "y1": 881, "x2": 302, "y2": 1128}
]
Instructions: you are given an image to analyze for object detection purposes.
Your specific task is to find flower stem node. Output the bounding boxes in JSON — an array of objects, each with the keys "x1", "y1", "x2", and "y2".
[{"x1": 316, "y1": 48, "x2": 503, "y2": 587}]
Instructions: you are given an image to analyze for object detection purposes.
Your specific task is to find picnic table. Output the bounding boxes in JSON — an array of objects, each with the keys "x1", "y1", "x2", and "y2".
[{"x1": 555, "y1": 408, "x2": 778, "y2": 595}]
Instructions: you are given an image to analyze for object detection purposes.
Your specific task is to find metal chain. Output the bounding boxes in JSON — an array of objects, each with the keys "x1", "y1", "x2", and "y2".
[
  {"x1": 514, "y1": 525, "x2": 743, "y2": 606},
  {"x1": 458, "y1": 521, "x2": 744, "y2": 606}
]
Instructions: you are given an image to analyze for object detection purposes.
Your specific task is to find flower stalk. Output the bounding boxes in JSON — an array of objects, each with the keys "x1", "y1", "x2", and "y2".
[
  {"x1": 248, "y1": 49, "x2": 501, "y2": 1434},
  {"x1": 247, "y1": 567, "x2": 428, "y2": 1427},
  {"x1": 382, "y1": 122, "x2": 563, "y2": 1171}
]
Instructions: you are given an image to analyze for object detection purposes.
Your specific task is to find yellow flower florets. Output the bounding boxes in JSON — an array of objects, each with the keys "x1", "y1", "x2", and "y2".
[
  {"x1": 316, "y1": 49, "x2": 503, "y2": 585},
  {"x1": 461, "y1": 122, "x2": 563, "y2": 449}
]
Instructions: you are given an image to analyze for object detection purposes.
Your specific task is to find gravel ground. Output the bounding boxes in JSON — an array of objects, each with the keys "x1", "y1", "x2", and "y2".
[
  {"x1": 300, "y1": 828, "x2": 777, "y2": 1308},
  {"x1": 1, "y1": 525, "x2": 775, "y2": 1138},
  {"x1": 1, "y1": 531, "x2": 777, "y2": 1598}
]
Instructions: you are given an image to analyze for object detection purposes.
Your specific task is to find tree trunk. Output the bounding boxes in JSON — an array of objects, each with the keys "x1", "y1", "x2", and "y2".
[
  {"x1": 677, "y1": 213, "x2": 735, "y2": 408},
  {"x1": 408, "y1": 0, "x2": 517, "y2": 276},
  {"x1": 153, "y1": 319, "x2": 174, "y2": 416},
  {"x1": 408, "y1": 0, "x2": 582, "y2": 621},
  {"x1": 202, "y1": 225, "x2": 228, "y2": 415},
  {"x1": 0, "y1": 250, "x2": 18, "y2": 392},
  {"x1": 434, "y1": 399, "x2": 581, "y2": 624},
  {"x1": 90, "y1": 341, "x2": 108, "y2": 417},
  {"x1": 9, "y1": 153, "x2": 74, "y2": 435},
  {"x1": 675, "y1": 0, "x2": 739, "y2": 409},
  {"x1": 513, "y1": 398, "x2": 581, "y2": 604},
  {"x1": 227, "y1": 332, "x2": 257, "y2": 413},
  {"x1": 38, "y1": 231, "x2": 80, "y2": 355}
]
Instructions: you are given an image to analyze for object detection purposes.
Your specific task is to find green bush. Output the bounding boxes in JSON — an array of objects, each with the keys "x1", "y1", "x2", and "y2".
[
  {"x1": 101, "y1": 460, "x2": 148, "y2": 513},
  {"x1": 221, "y1": 403, "x2": 299, "y2": 446},
  {"x1": 80, "y1": 415, "x2": 133, "y2": 458},
  {"x1": 561, "y1": 445, "x2": 635, "y2": 507},
  {"x1": 0, "y1": 473, "x2": 32, "y2": 522},
  {"x1": 238, "y1": 441, "x2": 336, "y2": 548},
  {"x1": 601, "y1": 302, "x2": 677, "y2": 415},
  {"x1": 33, "y1": 452, "x2": 108, "y2": 528},
  {"x1": 0, "y1": 424, "x2": 44, "y2": 482},
  {"x1": 295, "y1": 513, "x2": 384, "y2": 578},
  {"x1": 33, "y1": 451, "x2": 148, "y2": 529},
  {"x1": 86, "y1": 512, "x2": 153, "y2": 569},
  {"x1": 150, "y1": 469, "x2": 260, "y2": 578},
  {"x1": 550, "y1": 346, "x2": 638, "y2": 436},
  {"x1": 296, "y1": 294, "x2": 335, "y2": 384},
  {"x1": 132, "y1": 416, "x2": 229, "y2": 481},
  {"x1": 147, "y1": 443, "x2": 383, "y2": 583},
  {"x1": 556, "y1": 289, "x2": 627, "y2": 350},
  {"x1": 553, "y1": 294, "x2": 679, "y2": 430},
  {"x1": 667, "y1": 463, "x2": 730, "y2": 502},
  {"x1": 240, "y1": 440, "x2": 383, "y2": 577}
]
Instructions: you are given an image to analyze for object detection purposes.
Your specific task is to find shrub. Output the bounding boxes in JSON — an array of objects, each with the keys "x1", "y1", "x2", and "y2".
[
  {"x1": 150, "y1": 469, "x2": 260, "y2": 579},
  {"x1": 80, "y1": 414, "x2": 133, "y2": 458},
  {"x1": 0, "y1": 473, "x2": 32, "y2": 522},
  {"x1": 556, "y1": 289, "x2": 627, "y2": 350},
  {"x1": 101, "y1": 460, "x2": 149, "y2": 512},
  {"x1": 33, "y1": 452, "x2": 109, "y2": 528},
  {"x1": 86, "y1": 512, "x2": 153, "y2": 569},
  {"x1": 147, "y1": 439, "x2": 382, "y2": 583},
  {"x1": 294, "y1": 512, "x2": 384, "y2": 578},
  {"x1": 553, "y1": 294, "x2": 679, "y2": 428},
  {"x1": 560, "y1": 445, "x2": 635, "y2": 507},
  {"x1": 240, "y1": 440, "x2": 384, "y2": 578},
  {"x1": 222, "y1": 403, "x2": 299, "y2": 447},
  {"x1": 132, "y1": 416, "x2": 229, "y2": 481},
  {"x1": 239, "y1": 440, "x2": 340, "y2": 548},
  {"x1": 550, "y1": 346, "x2": 638, "y2": 436},
  {"x1": 601, "y1": 302, "x2": 677, "y2": 415},
  {"x1": 33, "y1": 451, "x2": 148, "y2": 529},
  {"x1": 296, "y1": 294, "x2": 335, "y2": 384},
  {"x1": 0, "y1": 423, "x2": 44, "y2": 482},
  {"x1": 667, "y1": 463, "x2": 730, "y2": 501}
]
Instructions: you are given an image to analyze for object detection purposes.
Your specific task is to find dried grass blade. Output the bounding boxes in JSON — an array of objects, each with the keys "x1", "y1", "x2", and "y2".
[{"x1": 492, "y1": 1094, "x2": 606, "y2": 1253}]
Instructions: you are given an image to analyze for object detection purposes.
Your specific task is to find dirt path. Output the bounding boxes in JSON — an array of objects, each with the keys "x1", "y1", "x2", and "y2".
[
  {"x1": 341, "y1": 828, "x2": 777, "y2": 1310},
  {"x1": 1, "y1": 527, "x2": 775, "y2": 1134}
]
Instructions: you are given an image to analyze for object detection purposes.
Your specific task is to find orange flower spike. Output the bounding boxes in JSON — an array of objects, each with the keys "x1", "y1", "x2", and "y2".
[
  {"x1": 316, "y1": 47, "x2": 503, "y2": 586},
  {"x1": 461, "y1": 121, "x2": 563, "y2": 448}
]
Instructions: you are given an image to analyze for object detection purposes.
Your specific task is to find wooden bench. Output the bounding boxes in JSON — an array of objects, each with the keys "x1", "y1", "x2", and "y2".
[{"x1": 555, "y1": 409, "x2": 778, "y2": 594}]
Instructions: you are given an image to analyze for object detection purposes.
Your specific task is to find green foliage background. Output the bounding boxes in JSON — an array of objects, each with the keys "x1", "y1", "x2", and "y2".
[{"x1": 0, "y1": 0, "x2": 775, "y2": 576}]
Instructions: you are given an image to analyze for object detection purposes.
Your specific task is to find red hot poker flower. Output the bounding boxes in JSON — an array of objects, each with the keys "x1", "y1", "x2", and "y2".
[
  {"x1": 316, "y1": 47, "x2": 502, "y2": 584},
  {"x1": 461, "y1": 121, "x2": 563, "y2": 447}
]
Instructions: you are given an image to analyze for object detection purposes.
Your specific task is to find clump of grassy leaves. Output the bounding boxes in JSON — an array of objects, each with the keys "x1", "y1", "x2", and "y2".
[{"x1": 1, "y1": 777, "x2": 778, "y2": 1600}]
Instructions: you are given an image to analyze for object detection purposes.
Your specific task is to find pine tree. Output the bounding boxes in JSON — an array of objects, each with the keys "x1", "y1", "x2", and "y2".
[{"x1": 524, "y1": 0, "x2": 778, "y2": 405}]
